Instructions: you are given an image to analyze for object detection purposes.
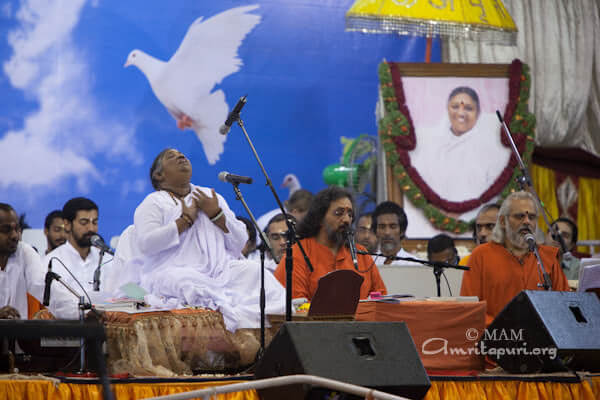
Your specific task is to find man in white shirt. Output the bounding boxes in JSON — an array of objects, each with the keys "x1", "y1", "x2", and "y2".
[
  {"x1": 372, "y1": 201, "x2": 419, "y2": 265},
  {"x1": 44, "y1": 198, "x2": 106, "y2": 295},
  {"x1": 113, "y1": 148, "x2": 285, "y2": 331},
  {"x1": 0, "y1": 203, "x2": 78, "y2": 320}
]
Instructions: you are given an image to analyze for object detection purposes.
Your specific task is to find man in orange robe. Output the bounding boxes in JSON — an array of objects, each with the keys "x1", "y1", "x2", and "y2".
[
  {"x1": 460, "y1": 191, "x2": 569, "y2": 326},
  {"x1": 274, "y1": 187, "x2": 386, "y2": 301}
]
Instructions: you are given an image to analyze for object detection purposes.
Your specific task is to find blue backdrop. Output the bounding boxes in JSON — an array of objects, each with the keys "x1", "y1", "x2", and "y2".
[{"x1": 0, "y1": 0, "x2": 440, "y2": 240}]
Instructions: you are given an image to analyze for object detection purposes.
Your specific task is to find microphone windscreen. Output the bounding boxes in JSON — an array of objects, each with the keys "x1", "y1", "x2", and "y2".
[{"x1": 218, "y1": 171, "x2": 229, "y2": 182}]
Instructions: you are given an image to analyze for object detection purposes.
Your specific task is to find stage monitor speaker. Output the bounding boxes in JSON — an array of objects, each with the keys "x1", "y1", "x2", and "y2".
[
  {"x1": 483, "y1": 290, "x2": 600, "y2": 373},
  {"x1": 254, "y1": 321, "x2": 430, "y2": 400}
]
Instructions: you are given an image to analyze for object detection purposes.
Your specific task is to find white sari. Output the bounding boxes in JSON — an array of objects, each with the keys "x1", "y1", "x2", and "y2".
[{"x1": 109, "y1": 184, "x2": 285, "y2": 331}]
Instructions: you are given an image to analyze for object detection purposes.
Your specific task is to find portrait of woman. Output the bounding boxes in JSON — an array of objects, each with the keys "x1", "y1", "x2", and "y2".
[{"x1": 408, "y1": 84, "x2": 512, "y2": 204}]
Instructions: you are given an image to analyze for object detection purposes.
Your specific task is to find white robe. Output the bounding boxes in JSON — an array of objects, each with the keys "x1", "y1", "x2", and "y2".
[
  {"x1": 113, "y1": 184, "x2": 286, "y2": 331},
  {"x1": 0, "y1": 242, "x2": 78, "y2": 319},
  {"x1": 375, "y1": 247, "x2": 422, "y2": 267},
  {"x1": 247, "y1": 250, "x2": 278, "y2": 273},
  {"x1": 409, "y1": 112, "x2": 511, "y2": 203}
]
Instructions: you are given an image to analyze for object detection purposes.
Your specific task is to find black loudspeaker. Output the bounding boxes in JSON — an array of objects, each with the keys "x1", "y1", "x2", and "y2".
[
  {"x1": 483, "y1": 290, "x2": 600, "y2": 373},
  {"x1": 254, "y1": 322, "x2": 430, "y2": 400}
]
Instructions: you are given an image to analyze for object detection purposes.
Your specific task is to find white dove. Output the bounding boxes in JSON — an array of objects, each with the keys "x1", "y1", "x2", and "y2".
[
  {"x1": 124, "y1": 5, "x2": 261, "y2": 164},
  {"x1": 282, "y1": 173, "x2": 301, "y2": 196}
]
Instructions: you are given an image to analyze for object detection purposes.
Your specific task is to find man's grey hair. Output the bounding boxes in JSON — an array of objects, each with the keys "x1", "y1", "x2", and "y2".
[{"x1": 490, "y1": 191, "x2": 539, "y2": 244}]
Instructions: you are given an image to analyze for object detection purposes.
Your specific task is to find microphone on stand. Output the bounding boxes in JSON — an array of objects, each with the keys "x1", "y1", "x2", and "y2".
[
  {"x1": 90, "y1": 234, "x2": 114, "y2": 256},
  {"x1": 218, "y1": 171, "x2": 253, "y2": 185},
  {"x1": 524, "y1": 233, "x2": 537, "y2": 252},
  {"x1": 524, "y1": 232, "x2": 553, "y2": 290},
  {"x1": 344, "y1": 227, "x2": 359, "y2": 271},
  {"x1": 43, "y1": 259, "x2": 53, "y2": 306},
  {"x1": 219, "y1": 95, "x2": 247, "y2": 135}
]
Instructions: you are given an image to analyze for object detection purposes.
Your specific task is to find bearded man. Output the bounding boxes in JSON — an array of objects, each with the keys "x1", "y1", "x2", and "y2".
[
  {"x1": 460, "y1": 191, "x2": 569, "y2": 326},
  {"x1": 273, "y1": 187, "x2": 386, "y2": 301},
  {"x1": 1, "y1": 203, "x2": 77, "y2": 320},
  {"x1": 44, "y1": 197, "x2": 106, "y2": 293}
]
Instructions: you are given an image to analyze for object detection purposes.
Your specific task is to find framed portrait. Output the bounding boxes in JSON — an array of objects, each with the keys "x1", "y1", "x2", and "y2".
[{"x1": 378, "y1": 60, "x2": 535, "y2": 237}]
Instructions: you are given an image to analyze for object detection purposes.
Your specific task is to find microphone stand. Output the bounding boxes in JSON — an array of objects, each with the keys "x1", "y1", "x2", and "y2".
[
  {"x1": 93, "y1": 250, "x2": 105, "y2": 292},
  {"x1": 44, "y1": 271, "x2": 93, "y2": 374},
  {"x1": 228, "y1": 182, "x2": 275, "y2": 359},
  {"x1": 358, "y1": 250, "x2": 469, "y2": 297},
  {"x1": 531, "y1": 244, "x2": 552, "y2": 290},
  {"x1": 233, "y1": 112, "x2": 314, "y2": 322},
  {"x1": 496, "y1": 111, "x2": 558, "y2": 290}
]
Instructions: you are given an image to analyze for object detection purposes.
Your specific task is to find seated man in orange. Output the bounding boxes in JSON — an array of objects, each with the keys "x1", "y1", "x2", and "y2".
[
  {"x1": 274, "y1": 187, "x2": 387, "y2": 301},
  {"x1": 460, "y1": 191, "x2": 569, "y2": 326}
]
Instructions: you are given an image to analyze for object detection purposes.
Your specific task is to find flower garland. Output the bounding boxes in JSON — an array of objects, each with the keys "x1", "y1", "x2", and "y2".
[{"x1": 378, "y1": 59, "x2": 536, "y2": 233}]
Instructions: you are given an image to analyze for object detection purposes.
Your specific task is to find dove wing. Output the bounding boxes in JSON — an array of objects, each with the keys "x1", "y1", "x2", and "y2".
[{"x1": 165, "y1": 5, "x2": 261, "y2": 95}]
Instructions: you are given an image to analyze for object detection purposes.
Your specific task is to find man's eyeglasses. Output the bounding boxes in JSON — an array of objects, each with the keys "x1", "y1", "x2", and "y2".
[{"x1": 333, "y1": 207, "x2": 354, "y2": 219}]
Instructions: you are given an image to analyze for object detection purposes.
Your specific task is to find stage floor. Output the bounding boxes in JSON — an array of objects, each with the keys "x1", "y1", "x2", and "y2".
[{"x1": 1, "y1": 373, "x2": 599, "y2": 400}]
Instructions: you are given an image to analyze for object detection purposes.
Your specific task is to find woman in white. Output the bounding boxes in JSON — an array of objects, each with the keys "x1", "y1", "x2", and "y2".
[
  {"x1": 410, "y1": 86, "x2": 511, "y2": 203},
  {"x1": 108, "y1": 149, "x2": 285, "y2": 331}
]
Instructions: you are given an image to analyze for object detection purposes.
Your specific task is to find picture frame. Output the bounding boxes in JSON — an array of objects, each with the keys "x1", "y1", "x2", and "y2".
[{"x1": 378, "y1": 60, "x2": 535, "y2": 234}]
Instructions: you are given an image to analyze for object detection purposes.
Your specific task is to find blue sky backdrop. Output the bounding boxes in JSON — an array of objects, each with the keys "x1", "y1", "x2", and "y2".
[{"x1": 0, "y1": 0, "x2": 440, "y2": 240}]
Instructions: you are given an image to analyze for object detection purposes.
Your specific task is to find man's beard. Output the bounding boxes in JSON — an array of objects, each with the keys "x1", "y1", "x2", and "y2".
[
  {"x1": 50, "y1": 238, "x2": 66, "y2": 250},
  {"x1": 75, "y1": 232, "x2": 93, "y2": 248},
  {"x1": 326, "y1": 225, "x2": 346, "y2": 247},
  {"x1": 381, "y1": 241, "x2": 396, "y2": 254},
  {"x1": 506, "y1": 223, "x2": 529, "y2": 250}
]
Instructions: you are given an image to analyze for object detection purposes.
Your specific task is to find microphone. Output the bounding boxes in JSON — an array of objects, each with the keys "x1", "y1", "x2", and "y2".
[
  {"x1": 218, "y1": 171, "x2": 253, "y2": 185},
  {"x1": 43, "y1": 259, "x2": 53, "y2": 306},
  {"x1": 524, "y1": 233, "x2": 537, "y2": 252},
  {"x1": 90, "y1": 234, "x2": 114, "y2": 256},
  {"x1": 344, "y1": 227, "x2": 359, "y2": 271},
  {"x1": 219, "y1": 95, "x2": 247, "y2": 135},
  {"x1": 495, "y1": 110, "x2": 504, "y2": 123}
]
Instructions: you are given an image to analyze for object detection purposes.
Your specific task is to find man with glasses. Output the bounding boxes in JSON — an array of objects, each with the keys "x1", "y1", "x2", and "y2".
[
  {"x1": 460, "y1": 191, "x2": 569, "y2": 326},
  {"x1": 0, "y1": 203, "x2": 77, "y2": 320},
  {"x1": 372, "y1": 201, "x2": 419, "y2": 265},
  {"x1": 273, "y1": 187, "x2": 386, "y2": 301},
  {"x1": 427, "y1": 234, "x2": 459, "y2": 265},
  {"x1": 251, "y1": 213, "x2": 295, "y2": 273},
  {"x1": 355, "y1": 212, "x2": 378, "y2": 254}
]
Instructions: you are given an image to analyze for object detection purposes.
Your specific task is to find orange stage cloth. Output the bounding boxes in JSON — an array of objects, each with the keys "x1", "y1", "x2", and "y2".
[
  {"x1": 355, "y1": 300, "x2": 486, "y2": 371},
  {"x1": 1, "y1": 377, "x2": 599, "y2": 400}
]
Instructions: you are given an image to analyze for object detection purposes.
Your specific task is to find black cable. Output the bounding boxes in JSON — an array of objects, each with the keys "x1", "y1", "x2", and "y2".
[
  {"x1": 441, "y1": 270, "x2": 453, "y2": 296},
  {"x1": 48, "y1": 256, "x2": 93, "y2": 306}
]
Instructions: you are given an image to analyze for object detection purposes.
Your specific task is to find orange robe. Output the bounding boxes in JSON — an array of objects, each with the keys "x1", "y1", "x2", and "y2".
[
  {"x1": 460, "y1": 242, "x2": 569, "y2": 326},
  {"x1": 273, "y1": 237, "x2": 387, "y2": 301}
]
